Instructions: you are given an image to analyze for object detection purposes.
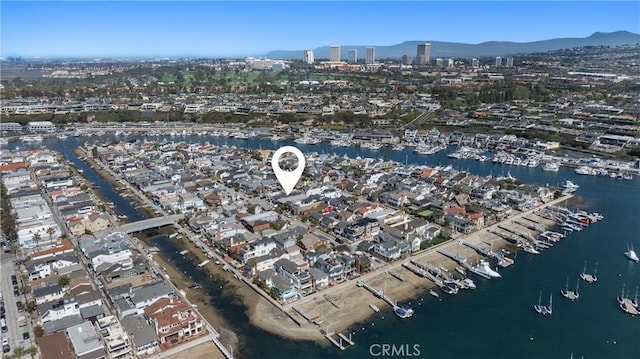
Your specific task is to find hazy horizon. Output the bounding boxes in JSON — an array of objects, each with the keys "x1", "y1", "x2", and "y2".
[{"x1": 1, "y1": 1, "x2": 639, "y2": 58}]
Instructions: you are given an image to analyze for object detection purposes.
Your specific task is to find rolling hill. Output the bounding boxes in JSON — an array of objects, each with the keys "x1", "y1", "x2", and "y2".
[{"x1": 264, "y1": 31, "x2": 640, "y2": 60}]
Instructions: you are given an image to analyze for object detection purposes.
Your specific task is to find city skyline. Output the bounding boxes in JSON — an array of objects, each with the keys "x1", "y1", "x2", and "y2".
[{"x1": 1, "y1": 1, "x2": 639, "y2": 58}]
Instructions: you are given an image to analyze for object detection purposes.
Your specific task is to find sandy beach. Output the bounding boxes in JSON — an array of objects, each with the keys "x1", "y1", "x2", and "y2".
[{"x1": 138, "y1": 203, "x2": 563, "y2": 346}]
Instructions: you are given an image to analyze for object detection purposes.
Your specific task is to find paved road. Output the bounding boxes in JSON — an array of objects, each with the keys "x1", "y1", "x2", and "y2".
[{"x1": 0, "y1": 252, "x2": 35, "y2": 355}]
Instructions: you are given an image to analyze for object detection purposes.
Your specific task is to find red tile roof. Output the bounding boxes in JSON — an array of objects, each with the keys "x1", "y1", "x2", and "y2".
[{"x1": 0, "y1": 162, "x2": 26, "y2": 171}]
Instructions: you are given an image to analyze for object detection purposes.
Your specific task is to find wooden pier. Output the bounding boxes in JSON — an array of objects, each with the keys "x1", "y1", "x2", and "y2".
[
  {"x1": 356, "y1": 281, "x2": 397, "y2": 307},
  {"x1": 326, "y1": 332, "x2": 355, "y2": 350}
]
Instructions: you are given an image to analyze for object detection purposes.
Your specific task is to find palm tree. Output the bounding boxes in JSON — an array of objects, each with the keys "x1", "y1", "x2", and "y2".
[
  {"x1": 26, "y1": 347, "x2": 37, "y2": 359},
  {"x1": 46, "y1": 227, "x2": 56, "y2": 244},
  {"x1": 11, "y1": 346, "x2": 26, "y2": 359},
  {"x1": 31, "y1": 233, "x2": 41, "y2": 249},
  {"x1": 9, "y1": 243, "x2": 20, "y2": 260}
]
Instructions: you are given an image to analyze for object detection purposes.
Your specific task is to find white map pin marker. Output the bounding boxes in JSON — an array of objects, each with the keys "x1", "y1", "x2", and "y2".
[{"x1": 272, "y1": 146, "x2": 305, "y2": 195}]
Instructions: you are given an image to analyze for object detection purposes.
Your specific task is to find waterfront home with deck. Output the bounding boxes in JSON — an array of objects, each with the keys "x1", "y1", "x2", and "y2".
[
  {"x1": 257, "y1": 269, "x2": 300, "y2": 303},
  {"x1": 143, "y1": 296, "x2": 206, "y2": 349},
  {"x1": 274, "y1": 258, "x2": 314, "y2": 295}
]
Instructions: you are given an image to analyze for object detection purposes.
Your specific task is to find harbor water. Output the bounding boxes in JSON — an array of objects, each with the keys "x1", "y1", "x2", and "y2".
[{"x1": 5, "y1": 135, "x2": 639, "y2": 358}]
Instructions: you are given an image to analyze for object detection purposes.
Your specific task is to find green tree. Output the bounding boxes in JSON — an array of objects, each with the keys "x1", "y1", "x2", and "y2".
[
  {"x1": 26, "y1": 347, "x2": 37, "y2": 359},
  {"x1": 57, "y1": 275, "x2": 70, "y2": 288},
  {"x1": 31, "y1": 233, "x2": 41, "y2": 249},
  {"x1": 11, "y1": 346, "x2": 26, "y2": 359},
  {"x1": 25, "y1": 301, "x2": 36, "y2": 314},
  {"x1": 33, "y1": 326, "x2": 44, "y2": 338},
  {"x1": 46, "y1": 227, "x2": 56, "y2": 243}
]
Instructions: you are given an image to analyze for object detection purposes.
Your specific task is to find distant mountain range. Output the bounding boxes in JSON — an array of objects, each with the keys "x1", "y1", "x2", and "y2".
[{"x1": 265, "y1": 31, "x2": 640, "y2": 60}]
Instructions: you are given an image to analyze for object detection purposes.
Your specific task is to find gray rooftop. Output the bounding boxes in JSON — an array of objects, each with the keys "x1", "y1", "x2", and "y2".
[
  {"x1": 67, "y1": 321, "x2": 103, "y2": 357},
  {"x1": 43, "y1": 314, "x2": 85, "y2": 335},
  {"x1": 120, "y1": 315, "x2": 159, "y2": 348},
  {"x1": 130, "y1": 282, "x2": 173, "y2": 306}
]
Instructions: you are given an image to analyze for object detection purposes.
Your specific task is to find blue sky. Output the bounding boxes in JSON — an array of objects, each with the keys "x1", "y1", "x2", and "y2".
[{"x1": 1, "y1": 1, "x2": 639, "y2": 58}]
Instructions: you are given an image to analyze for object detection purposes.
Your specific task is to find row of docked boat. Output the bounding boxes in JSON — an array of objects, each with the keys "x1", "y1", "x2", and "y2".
[{"x1": 575, "y1": 165, "x2": 634, "y2": 180}]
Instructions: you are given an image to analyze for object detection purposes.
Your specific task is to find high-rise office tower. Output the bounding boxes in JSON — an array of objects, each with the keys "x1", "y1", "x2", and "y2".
[
  {"x1": 416, "y1": 43, "x2": 431, "y2": 64},
  {"x1": 303, "y1": 49, "x2": 314, "y2": 64},
  {"x1": 366, "y1": 47, "x2": 375, "y2": 64},
  {"x1": 330, "y1": 45, "x2": 341, "y2": 62},
  {"x1": 495, "y1": 56, "x2": 502, "y2": 67},
  {"x1": 348, "y1": 49, "x2": 357, "y2": 63}
]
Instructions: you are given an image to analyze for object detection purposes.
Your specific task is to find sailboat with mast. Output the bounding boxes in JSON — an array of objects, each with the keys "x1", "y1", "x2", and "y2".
[
  {"x1": 534, "y1": 291, "x2": 553, "y2": 315},
  {"x1": 579, "y1": 261, "x2": 598, "y2": 283},
  {"x1": 561, "y1": 277, "x2": 580, "y2": 301}
]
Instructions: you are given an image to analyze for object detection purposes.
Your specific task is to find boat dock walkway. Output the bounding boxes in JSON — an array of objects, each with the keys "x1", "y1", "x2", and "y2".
[
  {"x1": 437, "y1": 250, "x2": 472, "y2": 271},
  {"x1": 356, "y1": 280, "x2": 397, "y2": 307},
  {"x1": 513, "y1": 219, "x2": 543, "y2": 232},
  {"x1": 402, "y1": 262, "x2": 442, "y2": 286},
  {"x1": 325, "y1": 332, "x2": 355, "y2": 350}
]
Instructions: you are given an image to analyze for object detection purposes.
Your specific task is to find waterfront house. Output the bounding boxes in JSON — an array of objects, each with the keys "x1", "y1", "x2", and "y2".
[
  {"x1": 309, "y1": 267, "x2": 329, "y2": 290},
  {"x1": 257, "y1": 270, "x2": 299, "y2": 303},
  {"x1": 315, "y1": 255, "x2": 345, "y2": 282},
  {"x1": 120, "y1": 315, "x2": 160, "y2": 357},
  {"x1": 129, "y1": 282, "x2": 174, "y2": 311},
  {"x1": 143, "y1": 296, "x2": 206, "y2": 349},
  {"x1": 373, "y1": 241, "x2": 402, "y2": 261},
  {"x1": 96, "y1": 315, "x2": 132, "y2": 359},
  {"x1": 273, "y1": 258, "x2": 313, "y2": 294}
]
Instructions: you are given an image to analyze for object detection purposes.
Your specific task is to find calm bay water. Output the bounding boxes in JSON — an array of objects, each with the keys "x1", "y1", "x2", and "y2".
[{"x1": 6, "y1": 135, "x2": 639, "y2": 358}]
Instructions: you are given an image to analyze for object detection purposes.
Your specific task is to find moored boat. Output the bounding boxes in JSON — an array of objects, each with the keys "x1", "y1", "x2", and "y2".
[
  {"x1": 579, "y1": 261, "x2": 598, "y2": 283},
  {"x1": 625, "y1": 243, "x2": 639, "y2": 262},
  {"x1": 561, "y1": 277, "x2": 580, "y2": 301}
]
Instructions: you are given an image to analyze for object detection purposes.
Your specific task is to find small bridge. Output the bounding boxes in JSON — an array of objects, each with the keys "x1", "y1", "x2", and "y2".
[{"x1": 120, "y1": 214, "x2": 184, "y2": 233}]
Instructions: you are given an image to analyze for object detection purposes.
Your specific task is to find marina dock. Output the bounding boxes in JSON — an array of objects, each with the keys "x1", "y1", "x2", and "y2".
[
  {"x1": 356, "y1": 280, "x2": 397, "y2": 307},
  {"x1": 325, "y1": 332, "x2": 355, "y2": 350}
]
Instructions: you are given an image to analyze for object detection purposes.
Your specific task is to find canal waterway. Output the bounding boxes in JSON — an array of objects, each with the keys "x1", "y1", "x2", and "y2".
[{"x1": 5, "y1": 135, "x2": 639, "y2": 358}]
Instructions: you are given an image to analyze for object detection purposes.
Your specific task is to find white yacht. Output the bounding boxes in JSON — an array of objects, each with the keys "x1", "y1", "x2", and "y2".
[
  {"x1": 625, "y1": 243, "x2": 639, "y2": 262},
  {"x1": 475, "y1": 260, "x2": 501, "y2": 278},
  {"x1": 294, "y1": 136, "x2": 321, "y2": 145},
  {"x1": 575, "y1": 166, "x2": 594, "y2": 175},
  {"x1": 543, "y1": 162, "x2": 560, "y2": 172},
  {"x1": 562, "y1": 180, "x2": 580, "y2": 193},
  {"x1": 462, "y1": 278, "x2": 476, "y2": 289}
]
